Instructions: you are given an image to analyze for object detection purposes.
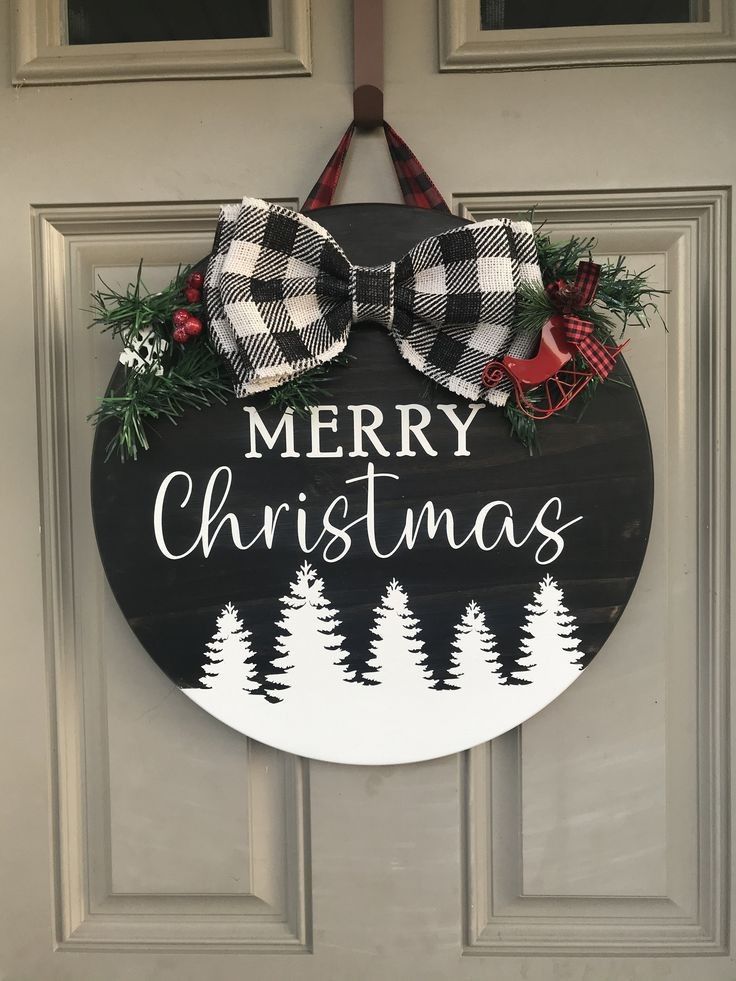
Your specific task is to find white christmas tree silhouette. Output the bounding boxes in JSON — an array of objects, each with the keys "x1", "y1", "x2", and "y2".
[
  {"x1": 516, "y1": 575, "x2": 582, "y2": 686},
  {"x1": 199, "y1": 603, "x2": 259, "y2": 694},
  {"x1": 274, "y1": 562, "x2": 348, "y2": 692},
  {"x1": 451, "y1": 600, "x2": 500, "y2": 690},
  {"x1": 368, "y1": 579, "x2": 425, "y2": 689}
]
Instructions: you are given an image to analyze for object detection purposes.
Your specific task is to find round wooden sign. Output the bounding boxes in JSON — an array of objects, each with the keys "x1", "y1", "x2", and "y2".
[{"x1": 91, "y1": 204, "x2": 653, "y2": 765}]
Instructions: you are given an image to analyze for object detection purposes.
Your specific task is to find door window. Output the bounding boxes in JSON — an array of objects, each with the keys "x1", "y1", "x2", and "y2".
[
  {"x1": 479, "y1": 0, "x2": 701, "y2": 30},
  {"x1": 66, "y1": 0, "x2": 271, "y2": 45}
]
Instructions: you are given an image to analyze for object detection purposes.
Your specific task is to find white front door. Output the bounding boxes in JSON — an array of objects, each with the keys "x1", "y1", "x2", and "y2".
[{"x1": 2, "y1": 0, "x2": 734, "y2": 977}]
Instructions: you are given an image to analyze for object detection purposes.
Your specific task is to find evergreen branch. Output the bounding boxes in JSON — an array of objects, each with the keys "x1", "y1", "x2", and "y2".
[
  {"x1": 89, "y1": 341, "x2": 230, "y2": 462},
  {"x1": 534, "y1": 229, "x2": 596, "y2": 281},
  {"x1": 593, "y1": 258, "x2": 667, "y2": 334},
  {"x1": 511, "y1": 282, "x2": 555, "y2": 336},
  {"x1": 90, "y1": 263, "x2": 196, "y2": 347},
  {"x1": 88, "y1": 262, "x2": 233, "y2": 461},
  {"x1": 504, "y1": 401, "x2": 539, "y2": 454},
  {"x1": 531, "y1": 223, "x2": 667, "y2": 337},
  {"x1": 511, "y1": 282, "x2": 617, "y2": 343},
  {"x1": 266, "y1": 354, "x2": 352, "y2": 417}
]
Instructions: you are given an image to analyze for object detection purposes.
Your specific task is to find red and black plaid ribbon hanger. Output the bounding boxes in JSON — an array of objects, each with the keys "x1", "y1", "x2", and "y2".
[
  {"x1": 302, "y1": 122, "x2": 450, "y2": 214},
  {"x1": 546, "y1": 261, "x2": 618, "y2": 379}
]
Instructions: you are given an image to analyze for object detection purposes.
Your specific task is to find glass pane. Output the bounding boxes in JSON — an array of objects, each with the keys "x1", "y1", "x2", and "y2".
[
  {"x1": 67, "y1": 0, "x2": 271, "y2": 45},
  {"x1": 480, "y1": 0, "x2": 700, "y2": 30}
]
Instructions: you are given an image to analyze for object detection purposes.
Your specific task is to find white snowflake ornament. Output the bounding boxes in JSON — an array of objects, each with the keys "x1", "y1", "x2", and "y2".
[{"x1": 118, "y1": 326, "x2": 167, "y2": 376}]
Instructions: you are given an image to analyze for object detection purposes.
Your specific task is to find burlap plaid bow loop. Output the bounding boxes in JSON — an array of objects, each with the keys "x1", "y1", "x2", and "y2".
[{"x1": 205, "y1": 197, "x2": 545, "y2": 404}]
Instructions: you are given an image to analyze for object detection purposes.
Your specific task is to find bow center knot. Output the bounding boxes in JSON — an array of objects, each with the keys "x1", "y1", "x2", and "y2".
[{"x1": 350, "y1": 263, "x2": 396, "y2": 329}]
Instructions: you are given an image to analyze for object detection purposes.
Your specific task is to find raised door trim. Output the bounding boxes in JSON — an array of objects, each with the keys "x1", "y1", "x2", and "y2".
[
  {"x1": 14, "y1": 0, "x2": 311, "y2": 85},
  {"x1": 439, "y1": 0, "x2": 736, "y2": 71}
]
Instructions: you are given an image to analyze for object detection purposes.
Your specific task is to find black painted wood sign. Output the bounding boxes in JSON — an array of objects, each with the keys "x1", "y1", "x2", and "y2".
[{"x1": 91, "y1": 204, "x2": 653, "y2": 765}]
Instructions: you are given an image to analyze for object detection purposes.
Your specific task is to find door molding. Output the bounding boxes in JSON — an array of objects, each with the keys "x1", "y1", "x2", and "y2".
[
  {"x1": 14, "y1": 0, "x2": 311, "y2": 85},
  {"x1": 439, "y1": 0, "x2": 736, "y2": 71},
  {"x1": 458, "y1": 188, "x2": 731, "y2": 956}
]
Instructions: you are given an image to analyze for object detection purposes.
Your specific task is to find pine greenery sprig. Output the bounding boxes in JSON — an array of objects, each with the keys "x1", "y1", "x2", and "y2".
[
  {"x1": 512, "y1": 280, "x2": 618, "y2": 343},
  {"x1": 514, "y1": 228, "x2": 667, "y2": 344},
  {"x1": 594, "y1": 255, "x2": 667, "y2": 332},
  {"x1": 90, "y1": 341, "x2": 231, "y2": 461},
  {"x1": 504, "y1": 401, "x2": 540, "y2": 455},
  {"x1": 266, "y1": 354, "x2": 352, "y2": 417},
  {"x1": 529, "y1": 225, "x2": 666, "y2": 338},
  {"x1": 90, "y1": 262, "x2": 198, "y2": 348},
  {"x1": 533, "y1": 228, "x2": 597, "y2": 282},
  {"x1": 88, "y1": 263, "x2": 232, "y2": 462}
]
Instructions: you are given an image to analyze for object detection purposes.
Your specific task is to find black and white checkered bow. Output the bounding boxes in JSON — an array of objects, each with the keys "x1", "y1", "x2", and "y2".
[{"x1": 205, "y1": 198, "x2": 543, "y2": 406}]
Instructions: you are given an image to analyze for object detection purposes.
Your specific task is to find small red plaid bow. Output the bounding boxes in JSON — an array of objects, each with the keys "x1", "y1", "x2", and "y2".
[{"x1": 546, "y1": 261, "x2": 616, "y2": 379}]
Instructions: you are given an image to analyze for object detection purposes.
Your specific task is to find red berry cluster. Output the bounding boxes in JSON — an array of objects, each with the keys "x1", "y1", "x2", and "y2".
[{"x1": 172, "y1": 270, "x2": 205, "y2": 344}]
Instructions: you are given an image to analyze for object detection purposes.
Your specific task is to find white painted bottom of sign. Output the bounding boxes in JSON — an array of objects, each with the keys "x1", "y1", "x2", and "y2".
[{"x1": 182, "y1": 662, "x2": 580, "y2": 765}]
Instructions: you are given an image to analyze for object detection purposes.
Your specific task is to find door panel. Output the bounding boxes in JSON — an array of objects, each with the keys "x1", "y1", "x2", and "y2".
[
  {"x1": 32, "y1": 214, "x2": 308, "y2": 952},
  {"x1": 460, "y1": 193, "x2": 728, "y2": 958},
  {"x1": 2, "y1": 0, "x2": 734, "y2": 977}
]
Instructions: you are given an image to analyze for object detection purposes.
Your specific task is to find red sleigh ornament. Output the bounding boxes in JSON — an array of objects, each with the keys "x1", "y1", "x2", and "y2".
[{"x1": 482, "y1": 261, "x2": 626, "y2": 421}]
